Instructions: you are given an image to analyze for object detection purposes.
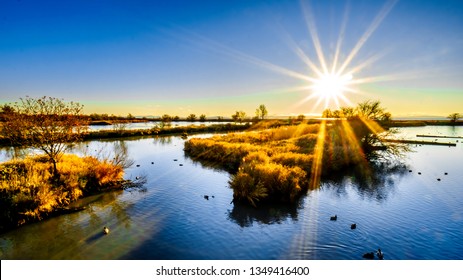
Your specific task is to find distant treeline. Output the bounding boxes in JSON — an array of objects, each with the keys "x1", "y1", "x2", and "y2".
[{"x1": 0, "y1": 123, "x2": 252, "y2": 147}]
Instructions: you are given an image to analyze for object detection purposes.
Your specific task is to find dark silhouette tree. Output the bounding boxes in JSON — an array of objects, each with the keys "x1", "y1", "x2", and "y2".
[
  {"x1": 447, "y1": 113, "x2": 461, "y2": 123},
  {"x1": 232, "y1": 111, "x2": 246, "y2": 123},
  {"x1": 186, "y1": 113, "x2": 197, "y2": 121},
  {"x1": 0, "y1": 104, "x2": 15, "y2": 121},
  {"x1": 161, "y1": 114, "x2": 172, "y2": 123}
]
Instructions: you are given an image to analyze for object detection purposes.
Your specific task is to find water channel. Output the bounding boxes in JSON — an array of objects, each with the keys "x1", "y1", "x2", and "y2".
[{"x1": 0, "y1": 126, "x2": 462, "y2": 259}]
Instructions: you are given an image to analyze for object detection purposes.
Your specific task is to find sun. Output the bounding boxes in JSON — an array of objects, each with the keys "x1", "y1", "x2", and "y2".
[
  {"x1": 307, "y1": 70, "x2": 354, "y2": 109},
  {"x1": 313, "y1": 72, "x2": 353, "y2": 101}
]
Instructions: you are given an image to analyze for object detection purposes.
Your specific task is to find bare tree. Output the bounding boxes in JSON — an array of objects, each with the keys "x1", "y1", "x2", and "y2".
[
  {"x1": 255, "y1": 104, "x2": 268, "y2": 120},
  {"x1": 1, "y1": 96, "x2": 87, "y2": 177},
  {"x1": 232, "y1": 111, "x2": 247, "y2": 123},
  {"x1": 447, "y1": 113, "x2": 461, "y2": 123},
  {"x1": 356, "y1": 100, "x2": 388, "y2": 120}
]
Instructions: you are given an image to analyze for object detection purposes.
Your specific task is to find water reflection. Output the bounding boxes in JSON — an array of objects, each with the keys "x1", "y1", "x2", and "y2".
[
  {"x1": 322, "y1": 163, "x2": 408, "y2": 202},
  {"x1": 153, "y1": 135, "x2": 173, "y2": 145},
  {"x1": 0, "y1": 189, "x2": 137, "y2": 259},
  {"x1": 0, "y1": 146, "x2": 34, "y2": 162},
  {"x1": 228, "y1": 201, "x2": 302, "y2": 227}
]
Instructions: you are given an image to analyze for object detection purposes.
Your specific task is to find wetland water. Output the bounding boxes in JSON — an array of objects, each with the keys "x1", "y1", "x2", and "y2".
[{"x1": 0, "y1": 126, "x2": 462, "y2": 259}]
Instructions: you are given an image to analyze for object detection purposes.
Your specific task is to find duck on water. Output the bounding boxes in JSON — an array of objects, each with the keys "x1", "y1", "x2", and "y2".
[{"x1": 363, "y1": 249, "x2": 384, "y2": 260}]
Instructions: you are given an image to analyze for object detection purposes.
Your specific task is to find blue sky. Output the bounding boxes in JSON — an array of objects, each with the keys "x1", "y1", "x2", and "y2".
[{"x1": 1, "y1": 0, "x2": 462, "y2": 117}]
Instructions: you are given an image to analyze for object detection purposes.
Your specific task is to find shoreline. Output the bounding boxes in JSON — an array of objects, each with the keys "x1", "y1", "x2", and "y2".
[{"x1": 1, "y1": 119, "x2": 462, "y2": 148}]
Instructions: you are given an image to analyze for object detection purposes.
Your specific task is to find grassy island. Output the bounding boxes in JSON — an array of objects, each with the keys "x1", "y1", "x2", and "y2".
[
  {"x1": 0, "y1": 154, "x2": 126, "y2": 232},
  {"x1": 185, "y1": 118, "x2": 401, "y2": 206}
]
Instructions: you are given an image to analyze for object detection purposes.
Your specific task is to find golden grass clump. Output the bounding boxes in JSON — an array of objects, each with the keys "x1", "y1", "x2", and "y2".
[
  {"x1": 0, "y1": 154, "x2": 124, "y2": 231},
  {"x1": 231, "y1": 160, "x2": 307, "y2": 206},
  {"x1": 185, "y1": 122, "x2": 373, "y2": 206}
]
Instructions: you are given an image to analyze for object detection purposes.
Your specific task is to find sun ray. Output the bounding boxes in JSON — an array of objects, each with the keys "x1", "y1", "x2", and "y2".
[
  {"x1": 301, "y1": 0, "x2": 329, "y2": 74},
  {"x1": 331, "y1": 1, "x2": 350, "y2": 73},
  {"x1": 309, "y1": 119, "x2": 326, "y2": 190},
  {"x1": 358, "y1": 117, "x2": 386, "y2": 135},
  {"x1": 348, "y1": 51, "x2": 389, "y2": 75},
  {"x1": 167, "y1": 26, "x2": 318, "y2": 83},
  {"x1": 278, "y1": 25, "x2": 324, "y2": 77},
  {"x1": 337, "y1": 0, "x2": 398, "y2": 75},
  {"x1": 340, "y1": 119, "x2": 368, "y2": 164},
  {"x1": 348, "y1": 69, "x2": 429, "y2": 85}
]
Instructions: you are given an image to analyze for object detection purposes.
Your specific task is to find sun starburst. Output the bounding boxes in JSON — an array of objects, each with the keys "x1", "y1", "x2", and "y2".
[
  {"x1": 311, "y1": 72, "x2": 354, "y2": 108},
  {"x1": 292, "y1": 0, "x2": 399, "y2": 112}
]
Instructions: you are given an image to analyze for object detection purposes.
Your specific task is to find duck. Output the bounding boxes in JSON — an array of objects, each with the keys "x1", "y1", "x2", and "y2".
[
  {"x1": 204, "y1": 195, "x2": 209, "y2": 200},
  {"x1": 362, "y1": 252, "x2": 375, "y2": 259},
  {"x1": 351, "y1": 223, "x2": 357, "y2": 229},
  {"x1": 377, "y1": 248, "x2": 384, "y2": 260},
  {"x1": 444, "y1": 172, "x2": 448, "y2": 175},
  {"x1": 330, "y1": 215, "x2": 337, "y2": 221},
  {"x1": 103, "y1": 227, "x2": 110, "y2": 235},
  {"x1": 437, "y1": 178, "x2": 441, "y2": 181},
  {"x1": 418, "y1": 172, "x2": 422, "y2": 175}
]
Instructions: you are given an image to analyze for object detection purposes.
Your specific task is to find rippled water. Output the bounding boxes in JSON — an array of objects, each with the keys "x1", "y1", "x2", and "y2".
[{"x1": 0, "y1": 126, "x2": 462, "y2": 260}]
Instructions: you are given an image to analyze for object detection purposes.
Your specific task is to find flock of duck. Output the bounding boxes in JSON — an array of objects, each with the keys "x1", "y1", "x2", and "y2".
[
  {"x1": 330, "y1": 214, "x2": 383, "y2": 260},
  {"x1": 102, "y1": 156, "x2": 452, "y2": 258},
  {"x1": 409, "y1": 169, "x2": 448, "y2": 181}
]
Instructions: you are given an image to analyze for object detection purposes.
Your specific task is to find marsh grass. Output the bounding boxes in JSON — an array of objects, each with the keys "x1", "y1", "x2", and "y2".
[
  {"x1": 185, "y1": 121, "x2": 391, "y2": 206},
  {"x1": 0, "y1": 154, "x2": 124, "y2": 231}
]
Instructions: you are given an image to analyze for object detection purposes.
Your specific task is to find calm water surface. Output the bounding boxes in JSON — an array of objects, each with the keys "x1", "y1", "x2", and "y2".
[
  {"x1": 88, "y1": 121, "x2": 237, "y2": 131},
  {"x1": 0, "y1": 126, "x2": 462, "y2": 259}
]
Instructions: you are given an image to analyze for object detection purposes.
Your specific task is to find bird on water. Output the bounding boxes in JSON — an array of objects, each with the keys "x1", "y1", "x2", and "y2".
[
  {"x1": 362, "y1": 252, "x2": 375, "y2": 259},
  {"x1": 377, "y1": 248, "x2": 384, "y2": 260}
]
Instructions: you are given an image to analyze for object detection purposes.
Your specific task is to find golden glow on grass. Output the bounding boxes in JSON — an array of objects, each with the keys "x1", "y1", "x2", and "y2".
[
  {"x1": 0, "y1": 154, "x2": 124, "y2": 229},
  {"x1": 309, "y1": 120, "x2": 326, "y2": 190},
  {"x1": 185, "y1": 120, "x2": 384, "y2": 205}
]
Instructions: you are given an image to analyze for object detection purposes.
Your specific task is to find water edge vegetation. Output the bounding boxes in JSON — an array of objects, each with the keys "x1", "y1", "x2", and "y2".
[{"x1": 185, "y1": 101, "x2": 410, "y2": 206}]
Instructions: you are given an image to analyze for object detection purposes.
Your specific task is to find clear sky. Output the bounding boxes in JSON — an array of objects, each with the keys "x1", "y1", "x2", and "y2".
[{"x1": 1, "y1": 0, "x2": 462, "y2": 118}]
